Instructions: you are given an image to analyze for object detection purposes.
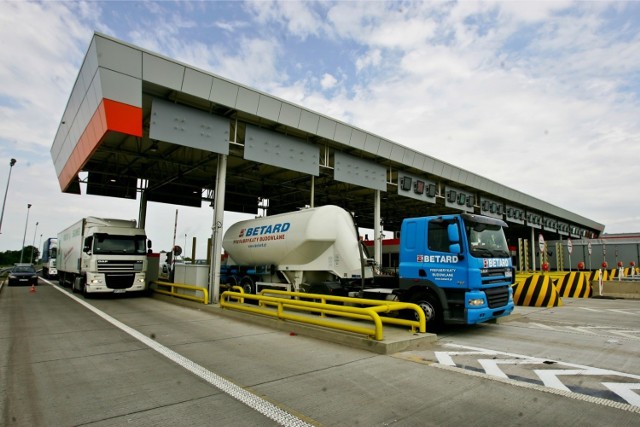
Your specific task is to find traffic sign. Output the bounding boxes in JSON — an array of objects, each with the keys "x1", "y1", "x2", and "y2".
[
  {"x1": 538, "y1": 234, "x2": 545, "y2": 252},
  {"x1": 588, "y1": 242, "x2": 592, "y2": 255},
  {"x1": 567, "y1": 238, "x2": 573, "y2": 255}
]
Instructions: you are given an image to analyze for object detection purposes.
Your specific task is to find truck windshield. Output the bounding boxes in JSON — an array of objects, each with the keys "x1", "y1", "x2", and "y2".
[
  {"x1": 466, "y1": 222, "x2": 510, "y2": 258},
  {"x1": 93, "y1": 234, "x2": 147, "y2": 255}
]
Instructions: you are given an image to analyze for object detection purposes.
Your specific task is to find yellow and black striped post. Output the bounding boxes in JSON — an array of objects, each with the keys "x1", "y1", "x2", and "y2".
[{"x1": 512, "y1": 274, "x2": 562, "y2": 307}]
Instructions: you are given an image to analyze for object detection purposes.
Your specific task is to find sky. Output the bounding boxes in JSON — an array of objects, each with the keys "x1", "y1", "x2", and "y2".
[{"x1": 1, "y1": 0, "x2": 639, "y2": 258}]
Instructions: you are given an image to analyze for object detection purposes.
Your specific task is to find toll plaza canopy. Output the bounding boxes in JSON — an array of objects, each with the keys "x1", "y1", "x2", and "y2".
[{"x1": 51, "y1": 33, "x2": 604, "y2": 245}]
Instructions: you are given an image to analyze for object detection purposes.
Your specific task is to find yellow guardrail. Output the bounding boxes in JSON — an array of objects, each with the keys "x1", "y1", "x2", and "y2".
[
  {"x1": 152, "y1": 280, "x2": 209, "y2": 305},
  {"x1": 219, "y1": 290, "x2": 426, "y2": 341}
]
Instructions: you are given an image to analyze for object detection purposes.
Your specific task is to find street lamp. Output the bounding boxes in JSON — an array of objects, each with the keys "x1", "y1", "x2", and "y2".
[
  {"x1": 31, "y1": 221, "x2": 39, "y2": 263},
  {"x1": 20, "y1": 203, "x2": 32, "y2": 263},
  {"x1": 0, "y1": 158, "x2": 17, "y2": 234}
]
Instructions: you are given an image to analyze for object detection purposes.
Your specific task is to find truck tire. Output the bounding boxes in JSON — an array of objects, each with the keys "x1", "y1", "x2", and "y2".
[
  {"x1": 411, "y1": 292, "x2": 443, "y2": 331},
  {"x1": 73, "y1": 277, "x2": 88, "y2": 297},
  {"x1": 72, "y1": 277, "x2": 82, "y2": 294},
  {"x1": 240, "y1": 276, "x2": 255, "y2": 295}
]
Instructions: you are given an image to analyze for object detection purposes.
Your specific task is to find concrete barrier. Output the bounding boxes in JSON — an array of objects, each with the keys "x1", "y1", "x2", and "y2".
[
  {"x1": 587, "y1": 269, "x2": 610, "y2": 281},
  {"x1": 591, "y1": 280, "x2": 640, "y2": 299},
  {"x1": 555, "y1": 272, "x2": 592, "y2": 298},
  {"x1": 512, "y1": 274, "x2": 562, "y2": 307}
]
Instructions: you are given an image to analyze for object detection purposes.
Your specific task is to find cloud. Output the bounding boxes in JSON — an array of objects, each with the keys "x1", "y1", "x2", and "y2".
[
  {"x1": 2, "y1": 0, "x2": 640, "y2": 256},
  {"x1": 320, "y1": 73, "x2": 338, "y2": 90}
]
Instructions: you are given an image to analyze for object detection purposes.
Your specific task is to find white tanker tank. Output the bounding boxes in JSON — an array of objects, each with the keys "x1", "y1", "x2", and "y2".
[{"x1": 222, "y1": 205, "x2": 372, "y2": 293}]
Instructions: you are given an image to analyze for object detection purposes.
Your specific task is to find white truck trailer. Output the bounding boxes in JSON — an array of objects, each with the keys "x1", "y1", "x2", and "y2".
[{"x1": 57, "y1": 217, "x2": 151, "y2": 295}]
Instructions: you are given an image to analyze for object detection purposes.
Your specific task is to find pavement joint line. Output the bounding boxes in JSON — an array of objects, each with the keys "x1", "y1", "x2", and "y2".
[{"x1": 48, "y1": 283, "x2": 315, "y2": 427}]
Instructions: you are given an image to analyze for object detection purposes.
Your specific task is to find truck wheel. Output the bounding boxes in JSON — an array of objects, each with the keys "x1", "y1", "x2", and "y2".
[
  {"x1": 412, "y1": 292, "x2": 443, "y2": 331},
  {"x1": 240, "y1": 276, "x2": 255, "y2": 294}
]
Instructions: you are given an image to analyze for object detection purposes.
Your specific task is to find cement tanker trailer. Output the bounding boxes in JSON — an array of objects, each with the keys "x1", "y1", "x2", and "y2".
[
  {"x1": 222, "y1": 204, "x2": 515, "y2": 329},
  {"x1": 221, "y1": 205, "x2": 373, "y2": 294}
]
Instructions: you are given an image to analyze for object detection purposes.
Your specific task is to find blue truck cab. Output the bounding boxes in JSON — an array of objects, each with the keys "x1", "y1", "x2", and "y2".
[{"x1": 398, "y1": 213, "x2": 515, "y2": 328}]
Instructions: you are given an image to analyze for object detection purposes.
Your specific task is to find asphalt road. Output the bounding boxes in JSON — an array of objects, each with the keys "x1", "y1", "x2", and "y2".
[{"x1": 1, "y1": 279, "x2": 638, "y2": 426}]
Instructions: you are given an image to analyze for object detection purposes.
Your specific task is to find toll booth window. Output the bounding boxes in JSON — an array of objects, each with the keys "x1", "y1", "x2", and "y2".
[{"x1": 428, "y1": 221, "x2": 452, "y2": 253}]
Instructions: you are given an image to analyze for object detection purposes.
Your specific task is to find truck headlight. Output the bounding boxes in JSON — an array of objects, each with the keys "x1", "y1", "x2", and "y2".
[
  {"x1": 90, "y1": 279, "x2": 103, "y2": 284},
  {"x1": 468, "y1": 298, "x2": 485, "y2": 306}
]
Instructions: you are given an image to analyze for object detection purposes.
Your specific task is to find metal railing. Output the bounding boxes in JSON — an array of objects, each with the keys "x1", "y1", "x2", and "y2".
[
  {"x1": 219, "y1": 289, "x2": 426, "y2": 341},
  {"x1": 152, "y1": 280, "x2": 209, "y2": 305}
]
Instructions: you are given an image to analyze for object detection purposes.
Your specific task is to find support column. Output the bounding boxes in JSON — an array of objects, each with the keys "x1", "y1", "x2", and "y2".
[
  {"x1": 374, "y1": 190, "x2": 382, "y2": 266},
  {"x1": 310, "y1": 175, "x2": 315, "y2": 208},
  {"x1": 531, "y1": 227, "x2": 536, "y2": 272},
  {"x1": 209, "y1": 154, "x2": 227, "y2": 304},
  {"x1": 137, "y1": 183, "x2": 148, "y2": 229}
]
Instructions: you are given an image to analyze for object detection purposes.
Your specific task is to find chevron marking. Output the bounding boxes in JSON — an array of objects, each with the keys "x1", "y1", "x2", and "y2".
[
  {"x1": 535, "y1": 368, "x2": 616, "y2": 392},
  {"x1": 434, "y1": 351, "x2": 497, "y2": 366},
  {"x1": 602, "y1": 383, "x2": 640, "y2": 407},
  {"x1": 441, "y1": 344, "x2": 640, "y2": 406},
  {"x1": 478, "y1": 358, "x2": 546, "y2": 379}
]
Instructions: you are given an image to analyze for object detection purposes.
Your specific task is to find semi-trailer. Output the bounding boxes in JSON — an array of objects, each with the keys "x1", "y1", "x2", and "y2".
[
  {"x1": 41, "y1": 237, "x2": 58, "y2": 279},
  {"x1": 220, "y1": 205, "x2": 515, "y2": 329},
  {"x1": 57, "y1": 217, "x2": 151, "y2": 295}
]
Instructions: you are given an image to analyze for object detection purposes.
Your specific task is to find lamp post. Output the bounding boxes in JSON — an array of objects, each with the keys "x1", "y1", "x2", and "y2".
[
  {"x1": 31, "y1": 221, "x2": 39, "y2": 264},
  {"x1": 0, "y1": 158, "x2": 17, "y2": 234},
  {"x1": 20, "y1": 204, "x2": 32, "y2": 263}
]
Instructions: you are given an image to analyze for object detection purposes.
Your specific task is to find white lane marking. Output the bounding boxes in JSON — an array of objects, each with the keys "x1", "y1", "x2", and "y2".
[
  {"x1": 529, "y1": 322, "x2": 556, "y2": 330},
  {"x1": 50, "y1": 284, "x2": 312, "y2": 427},
  {"x1": 564, "y1": 326, "x2": 597, "y2": 334},
  {"x1": 607, "y1": 330, "x2": 640, "y2": 339},
  {"x1": 608, "y1": 309, "x2": 639, "y2": 316}
]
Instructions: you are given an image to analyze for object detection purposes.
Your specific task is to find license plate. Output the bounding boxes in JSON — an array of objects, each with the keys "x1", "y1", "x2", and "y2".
[{"x1": 113, "y1": 289, "x2": 126, "y2": 294}]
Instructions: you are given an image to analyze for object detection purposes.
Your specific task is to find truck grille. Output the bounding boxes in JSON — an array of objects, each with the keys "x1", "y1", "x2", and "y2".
[
  {"x1": 484, "y1": 286, "x2": 510, "y2": 308},
  {"x1": 480, "y1": 268, "x2": 511, "y2": 285},
  {"x1": 97, "y1": 260, "x2": 143, "y2": 273},
  {"x1": 105, "y1": 273, "x2": 135, "y2": 289}
]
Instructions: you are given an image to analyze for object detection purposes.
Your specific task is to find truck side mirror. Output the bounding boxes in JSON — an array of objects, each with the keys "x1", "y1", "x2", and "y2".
[
  {"x1": 449, "y1": 243, "x2": 461, "y2": 255},
  {"x1": 447, "y1": 223, "x2": 460, "y2": 243},
  {"x1": 83, "y1": 236, "x2": 92, "y2": 254}
]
